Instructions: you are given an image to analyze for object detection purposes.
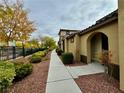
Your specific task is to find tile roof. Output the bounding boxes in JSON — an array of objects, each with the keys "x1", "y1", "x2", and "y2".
[
  {"x1": 58, "y1": 29, "x2": 80, "y2": 35},
  {"x1": 63, "y1": 10, "x2": 118, "y2": 39}
]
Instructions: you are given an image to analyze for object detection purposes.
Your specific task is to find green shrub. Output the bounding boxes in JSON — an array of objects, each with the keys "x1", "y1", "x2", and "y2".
[
  {"x1": 62, "y1": 53, "x2": 74, "y2": 64},
  {"x1": 30, "y1": 50, "x2": 48, "y2": 63},
  {"x1": 0, "y1": 61, "x2": 15, "y2": 92},
  {"x1": 30, "y1": 55, "x2": 41, "y2": 63},
  {"x1": 33, "y1": 51, "x2": 47, "y2": 57},
  {"x1": 56, "y1": 48, "x2": 63, "y2": 56},
  {"x1": 35, "y1": 51, "x2": 45, "y2": 57},
  {"x1": 43, "y1": 50, "x2": 48, "y2": 55},
  {"x1": 14, "y1": 62, "x2": 33, "y2": 80}
]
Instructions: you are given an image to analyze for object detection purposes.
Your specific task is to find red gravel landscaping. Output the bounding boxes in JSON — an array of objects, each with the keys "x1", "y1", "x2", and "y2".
[
  {"x1": 5, "y1": 52, "x2": 51, "y2": 93},
  {"x1": 75, "y1": 73, "x2": 124, "y2": 93}
]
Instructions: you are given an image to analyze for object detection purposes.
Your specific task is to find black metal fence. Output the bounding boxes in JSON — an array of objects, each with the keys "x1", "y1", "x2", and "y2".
[{"x1": 0, "y1": 46, "x2": 46, "y2": 61}]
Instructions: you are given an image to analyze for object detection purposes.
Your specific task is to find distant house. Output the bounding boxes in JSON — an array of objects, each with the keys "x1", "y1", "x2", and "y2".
[
  {"x1": 58, "y1": 0, "x2": 124, "y2": 91},
  {"x1": 58, "y1": 29, "x2": 80, "y2": 51}
]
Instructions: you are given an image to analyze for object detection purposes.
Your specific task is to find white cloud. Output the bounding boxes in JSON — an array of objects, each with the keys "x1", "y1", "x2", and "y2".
[{"x1": 24, "y1": 0, "x2": 117, "y2": 42}]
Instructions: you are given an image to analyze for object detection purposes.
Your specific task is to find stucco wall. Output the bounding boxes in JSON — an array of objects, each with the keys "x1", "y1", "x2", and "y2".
[
  {"x1": 66, "y1": 35, "x2": 80, "y2": 62},
  {"x1": 80, "y1": 35, "x2": 87, "y2": 56},
  {"x1": 68, "y1": 40, "x2": 74, "y2": 53},
  {"x1": 118, "y1": 0, "x2": 124, "y2": 91},
  {"x1": 67, "y1": 38, "x2": 75, "y2": 56},
  {"x1": 64, "y1": 39, "x2": 68, "y2": 52},
  {"x1": 80, "y1": 20, "x2": 119, "y2": 65}
]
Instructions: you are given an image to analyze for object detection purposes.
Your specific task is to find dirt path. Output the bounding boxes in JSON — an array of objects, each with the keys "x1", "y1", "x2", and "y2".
[{"x1": 6, "y1": 53, "x2": 51, "y2": 93}]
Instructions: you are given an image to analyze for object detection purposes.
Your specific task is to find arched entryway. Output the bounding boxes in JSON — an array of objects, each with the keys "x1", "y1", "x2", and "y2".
[{"x1": 87, "y1": 32, "x2": 109, "y2": 63}]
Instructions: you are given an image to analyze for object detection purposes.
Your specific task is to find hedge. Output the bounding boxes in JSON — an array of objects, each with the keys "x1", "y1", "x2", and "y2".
[
  {"x1": 30, "y1": 55, "x2": 41, "y2": 63},
  {"x1": 30, "y1": 50, "x2": 48, "y2": 63},
  {"x1": 0, "y1": 61, "x2": 15, "y2": 92},
  {"x1": 14, "y1": 62, "x2": 33, "y2": 80}
]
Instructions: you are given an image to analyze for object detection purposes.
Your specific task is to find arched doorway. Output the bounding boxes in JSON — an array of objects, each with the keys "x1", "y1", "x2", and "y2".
[{"x1": 87, "y1": 32, "x2": 109, "y2": 63}]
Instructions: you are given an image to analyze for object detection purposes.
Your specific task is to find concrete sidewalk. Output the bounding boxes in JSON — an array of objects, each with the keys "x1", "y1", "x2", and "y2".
[
  {"x1": 45, "y1": 50, "x2": 82, "y2": 93},
  {"x1": 66, "y1": 62, "x2": 104, "y2": 79}
]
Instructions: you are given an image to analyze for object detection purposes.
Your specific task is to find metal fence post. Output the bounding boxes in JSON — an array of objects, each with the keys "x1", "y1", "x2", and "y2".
[
  {"x1": 22, "y1": 46, "x2": 25, "y2": 57},
  {"x1": 13, "y1": 46, "x2": 16, "y2": 59}
]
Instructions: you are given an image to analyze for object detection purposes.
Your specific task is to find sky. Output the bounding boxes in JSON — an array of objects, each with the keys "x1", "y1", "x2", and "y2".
[{"x1": 23, "y1": 0, "x2": 118, "y2": 41}]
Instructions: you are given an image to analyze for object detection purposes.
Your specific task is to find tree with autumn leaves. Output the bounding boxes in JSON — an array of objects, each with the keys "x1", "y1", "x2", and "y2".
[{"x1": 0, "y1": 0, "x2": 36, "y2": 45}]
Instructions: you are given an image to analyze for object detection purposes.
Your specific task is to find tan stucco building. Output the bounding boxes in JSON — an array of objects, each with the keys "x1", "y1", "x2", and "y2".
[{"x1": 58, "y1": 0, "x2": 124, "y2": 91}]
